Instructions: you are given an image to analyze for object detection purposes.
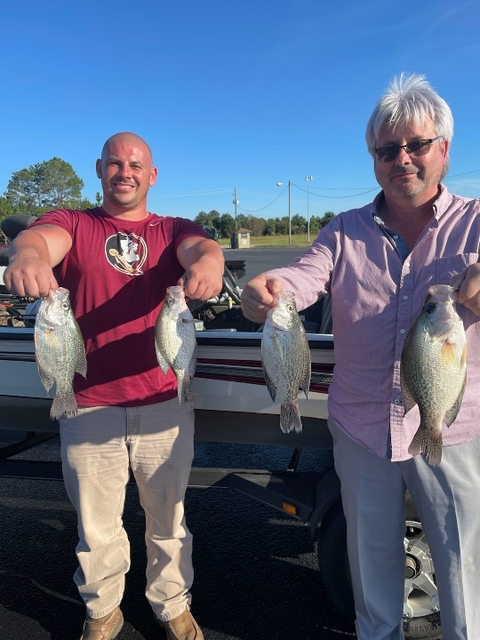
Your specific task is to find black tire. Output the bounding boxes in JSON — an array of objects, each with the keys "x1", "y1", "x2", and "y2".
[{"x1": 317, "y1": 495, "x2": 442, "y2": 639}]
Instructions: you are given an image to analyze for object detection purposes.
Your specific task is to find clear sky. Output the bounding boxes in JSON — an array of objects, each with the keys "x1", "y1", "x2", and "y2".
[{"x1": 1, "y1": 0, "x2": 479, "y2": 222}]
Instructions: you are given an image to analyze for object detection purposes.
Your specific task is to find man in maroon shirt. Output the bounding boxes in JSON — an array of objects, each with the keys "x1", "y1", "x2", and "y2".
[{"x1": 4, "y1": 132, "x2": 224, "y2": 640}]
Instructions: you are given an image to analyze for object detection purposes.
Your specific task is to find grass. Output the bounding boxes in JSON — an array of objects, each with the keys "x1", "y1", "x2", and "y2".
[{"x1": 218, "y1": 234, "x2": 313, "y2": 248}]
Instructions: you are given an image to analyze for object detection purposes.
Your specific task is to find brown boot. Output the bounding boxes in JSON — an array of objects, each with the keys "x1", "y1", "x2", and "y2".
[
  {"x1": 80, "y1": 607, "x2": 124, "y2": 640},
  {"x1": 157, "y1": 609, "x2": 204, "y2": 640}
]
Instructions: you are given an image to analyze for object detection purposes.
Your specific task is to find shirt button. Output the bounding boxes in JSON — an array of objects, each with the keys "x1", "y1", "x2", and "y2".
[
  {"x1": 394, "y1": 399, "x2": 400, "y2": 404},
  {"x1": 400, "y1": 329, "x2": 405, "y2": 334},
  {"x1": 403, "y1": 295, "x2": 408, "y2": 300},
  {"x1": 393, "y1": 234, "x2": 398, "y2": 239}
]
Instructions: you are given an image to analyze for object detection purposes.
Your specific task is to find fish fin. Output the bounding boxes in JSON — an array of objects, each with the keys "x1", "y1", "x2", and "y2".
[
  {"x1": 155, "y1": 348, "x2": 171, "y2": 375},
  {"x1": 280, "y1": 400, "x2": 302, "y2": 434},
  {"x1": 75, "y1": 353, "x2": 87, "y2": 379},
  {"x1": 444, "y1": 371, "x2": 467, "y2": 427},
  {"x1": 440, "y1": 340, "x2": 458, "y2": 366},
  {"x1": 37, "y1": 364, "x2": 54, "y2": 393},
  {"x1": 50, "y1": 391, "x2": 78, "y2": 420},
  {"x1": 300, "y1": 369, "x2": 311, "y2": 399},
  {"x1": 262, "y1": 367, "x2": 277, "y2": 402},
  {"x1": 177, "y1": 373, "x2": 195, "y2": 405},
  {"x1": 188, "y1": 347, "x2": 197, "y2": 380},
  {"x1": 400, "y1": 369, "x2": 416, "y2": 414},
  {"x1": 408, "y1": 427, "x2": 443, "y2": 467}
]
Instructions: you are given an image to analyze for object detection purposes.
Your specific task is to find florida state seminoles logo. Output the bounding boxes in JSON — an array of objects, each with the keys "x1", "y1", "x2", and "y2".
[{"x1": 105, "y1": 232, "x2": 147, "y2": 276}]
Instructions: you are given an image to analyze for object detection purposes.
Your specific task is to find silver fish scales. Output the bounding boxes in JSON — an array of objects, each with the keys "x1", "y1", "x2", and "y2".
[
  {"x1": 155, "y1": 285, "x2": 197, "y2": 404},
  {"x1": 261, "y1": 290, "x2": 311, "y2": 433},
  {"x1": 34, "y1": 287, "x2": 87, "y2": 419},
  {"x1": 400, "y1": 284, "x2": 467, "y2": 466}
]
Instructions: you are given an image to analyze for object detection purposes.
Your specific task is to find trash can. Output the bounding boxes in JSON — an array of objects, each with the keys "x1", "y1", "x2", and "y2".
[{"x1": 230, "y1": 233, "x2": 239, "y2": 249}]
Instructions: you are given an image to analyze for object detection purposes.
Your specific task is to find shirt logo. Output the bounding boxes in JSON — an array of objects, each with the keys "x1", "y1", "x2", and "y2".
[{"x1": 105, "y1": 232, "x2": 147, "y2": 276}]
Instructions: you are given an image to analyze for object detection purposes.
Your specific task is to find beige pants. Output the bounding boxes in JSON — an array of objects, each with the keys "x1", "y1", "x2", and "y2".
[{"x1": 59, "y1": 398, "x2": 195, "y2": 622}]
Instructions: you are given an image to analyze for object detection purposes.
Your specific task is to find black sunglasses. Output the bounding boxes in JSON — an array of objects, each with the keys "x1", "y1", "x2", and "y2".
[{"x1": 374, "y1": 136, "x2": 442, "y2": 163}]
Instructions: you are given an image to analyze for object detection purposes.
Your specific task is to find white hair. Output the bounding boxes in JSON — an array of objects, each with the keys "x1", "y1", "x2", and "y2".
[{"x1": 365, "y1": 73, "x2": 453, "y2": 178}]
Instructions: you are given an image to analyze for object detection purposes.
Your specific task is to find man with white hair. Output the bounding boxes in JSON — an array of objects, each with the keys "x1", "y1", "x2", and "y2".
[{"x1": 241, "y1": 74, "x2": 480, "y2": 639}]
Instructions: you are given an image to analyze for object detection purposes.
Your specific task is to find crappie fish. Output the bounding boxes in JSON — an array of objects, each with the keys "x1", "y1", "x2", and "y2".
[
  {"x1": 261, "y1": 290, "x2": 311, "y2": 433},
  {"x1": 400, "y1": 284, "x2": 467, "y2": 466},
  {"x1": 34, "y1": 287, "x2": 87, "y2": 419},
  {"x1": 155, "y1": 285, "x2": 197, "y2": 404}
]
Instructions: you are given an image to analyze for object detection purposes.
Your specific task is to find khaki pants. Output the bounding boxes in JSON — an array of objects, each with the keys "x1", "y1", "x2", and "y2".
[{"x1": 60, "y1": 398, "x2": 195, "y2": 622}]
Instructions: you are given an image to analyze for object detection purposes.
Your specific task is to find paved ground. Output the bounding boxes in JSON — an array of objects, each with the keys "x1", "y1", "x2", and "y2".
[
  {"x1": 0, "y1": 438, "x2": 356, "y2": 640},
  {"x1": 223, "y1": 245, "x2": 310, "y2": 286}
]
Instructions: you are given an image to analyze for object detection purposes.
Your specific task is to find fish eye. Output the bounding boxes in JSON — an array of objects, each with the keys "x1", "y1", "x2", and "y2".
[
  {"x1": 62, "y1": 302, "x2": 69, "y2": 310},
  {"x1": 425, "y1": 302, "x2": 436, "y2": 314}
]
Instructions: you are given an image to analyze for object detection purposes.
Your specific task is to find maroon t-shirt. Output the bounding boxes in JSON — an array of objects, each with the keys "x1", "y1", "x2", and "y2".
[{"x1": 30, "y1": 208, "x2": 207, "y2": 407}]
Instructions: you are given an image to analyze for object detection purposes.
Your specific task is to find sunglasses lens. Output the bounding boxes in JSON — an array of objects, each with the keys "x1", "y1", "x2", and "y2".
[
  {"x1": 407, "y1": 140, "x2": 429, "y2": 156},
  {"x1": 377, "y1": 147, "x2": 399, "y2": 162},
  {"x1": 375, "y1": 138, "x2": 438, "y2": 162}
]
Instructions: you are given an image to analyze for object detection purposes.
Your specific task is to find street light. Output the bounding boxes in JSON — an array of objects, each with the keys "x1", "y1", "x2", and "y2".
[
  {"x1": 276, "y1": 181, "x2": 292, "y2": 245},
  {"x1": 305, "y1": 176, "x2": 313, "y2": 242}
]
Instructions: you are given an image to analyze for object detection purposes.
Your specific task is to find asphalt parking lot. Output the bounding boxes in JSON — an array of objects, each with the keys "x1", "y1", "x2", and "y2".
[{"x1": 0, "y1": 437, "x2": 356, "y2": 640}]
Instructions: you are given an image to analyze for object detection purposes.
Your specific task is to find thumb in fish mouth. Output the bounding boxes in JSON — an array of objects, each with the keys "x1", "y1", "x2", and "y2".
[
  {"x1": 176, "y1": 274, "x2": 187, "y2": 289},
  {"x1": 265, "y1": 277, "x2": 285, "y2": 298}
]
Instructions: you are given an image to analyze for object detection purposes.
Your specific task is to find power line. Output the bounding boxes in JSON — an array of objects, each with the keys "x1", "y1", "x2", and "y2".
[{"x1": 237, "y1": 185, "x2": 287, "y2": 213}]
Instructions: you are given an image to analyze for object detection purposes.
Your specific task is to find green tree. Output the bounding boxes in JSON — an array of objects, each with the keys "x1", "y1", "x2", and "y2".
[
  {"x1": 234, "y1": 214, "x2": 248, "y2": 230},
  {"x1": 218, "y1": 213, "x2": 235, "y2": 238},
  {"x1": 291, "y1": 214, "x2": 306, "y2": 235},
  {"x1": 194, "y1": 210, "x2": 221, "y2": 228},
  {"x1": 4, "y1": 157, "x2": 84, "y2": 213},
  {"x1": 0, "y1": 196, "x2": 15, "y2": 223},
  {"x1": 264, "y1": 218, "x2": 277, "y2": 236},
  {"x1": 319, "y1": 211, "x2": 335, "y2": 228}
]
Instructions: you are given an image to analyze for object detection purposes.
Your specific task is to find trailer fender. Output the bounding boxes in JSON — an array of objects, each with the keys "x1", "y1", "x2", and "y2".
[{"x1": 309, "y1": 467, "x2": 341, "y2": 536}]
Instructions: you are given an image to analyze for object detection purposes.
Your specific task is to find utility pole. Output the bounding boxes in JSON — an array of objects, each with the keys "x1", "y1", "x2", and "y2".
[
  {"x1": 305, "y1": 176, "x2": 313, "y2": 242},
  {"x1": 232, "y1": 188, "x2": 239, "y2": 227},
  {"x1": 276, "y1": 181, "x2": 292, "y2": 245}
]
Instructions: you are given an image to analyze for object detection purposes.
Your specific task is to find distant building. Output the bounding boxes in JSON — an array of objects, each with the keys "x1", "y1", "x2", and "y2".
[{"x1": 231, "y1": 228, "x2": 251, "y2": 249}]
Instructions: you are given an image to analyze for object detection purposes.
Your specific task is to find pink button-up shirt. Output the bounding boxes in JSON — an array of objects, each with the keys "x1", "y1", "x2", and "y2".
[{"x1": 266, "y1": 186, "x2": 480, "y2": 461}]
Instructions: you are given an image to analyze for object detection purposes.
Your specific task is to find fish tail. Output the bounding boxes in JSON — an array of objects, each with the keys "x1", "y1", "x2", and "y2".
[
  {"x1": 280, "y1": 401, "x2": 302, "y2": 434},
  {"x1": 50, "y1": 391, "x2": 78, "y2": 420},
  {"x1": 408, "y1": 427, "x2": 443, "y2": 466}
]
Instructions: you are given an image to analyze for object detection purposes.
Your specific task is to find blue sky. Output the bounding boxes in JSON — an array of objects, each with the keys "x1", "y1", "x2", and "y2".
[{"x1": 1, "y1": 0, "x2": 480, "y2": 222}]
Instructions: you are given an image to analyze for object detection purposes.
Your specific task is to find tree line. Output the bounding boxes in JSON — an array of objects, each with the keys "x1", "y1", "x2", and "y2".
[
  {"x1": 193, "y1": 210, "x2": 336, "y2": 238},
  {"x1": 0, "y1": 157, "x2": 102, "y2": 221},
  {"x1": 0, "y1": 157, "x2": 336, "y2": 238}
]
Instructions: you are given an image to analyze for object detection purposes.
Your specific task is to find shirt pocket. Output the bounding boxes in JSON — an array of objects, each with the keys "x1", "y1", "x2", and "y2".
[{"x1": 434, "y1": 253, "x2": 479, "y2": 283}]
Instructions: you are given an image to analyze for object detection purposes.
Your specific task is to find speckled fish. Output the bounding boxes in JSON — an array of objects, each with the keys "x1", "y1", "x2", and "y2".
[
  {"x1": 34, "y1": 287, "x2": 87, "y2": 419},
  {"x1": 155, "y1": 285, "x2": 197, "y2": 404},
  {"x1": 261, "y1": 290, "x2": 311, "y2": 433},
  {"x1": 400, "y1": 284, "x2": 467, "y2": 466}
]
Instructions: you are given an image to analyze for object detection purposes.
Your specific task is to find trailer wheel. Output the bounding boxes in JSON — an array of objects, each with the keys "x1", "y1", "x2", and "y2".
[{"x1": 317, "y1": 495, "x2": 442, "y2": 639}]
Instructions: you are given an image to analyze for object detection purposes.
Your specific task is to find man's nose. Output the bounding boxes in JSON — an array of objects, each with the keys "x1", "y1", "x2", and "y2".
[
  {"x1": 118, "y1": 162, "x2": 133, "y2": 177},
  {"x1": 395, "y1": 146, "x2": 412, "y2": 164}
]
